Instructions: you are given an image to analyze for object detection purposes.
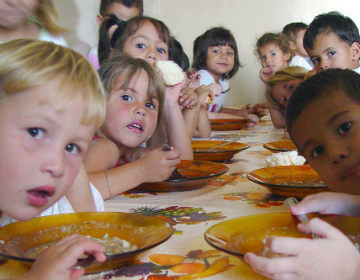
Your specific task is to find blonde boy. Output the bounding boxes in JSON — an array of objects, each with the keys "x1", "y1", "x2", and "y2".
[
  {"x1": 0, "y1": 39, "x2": 106, "y2": 279},
  {"x1": 304, "y1": 12, "x2": 360, "y2": 73}
]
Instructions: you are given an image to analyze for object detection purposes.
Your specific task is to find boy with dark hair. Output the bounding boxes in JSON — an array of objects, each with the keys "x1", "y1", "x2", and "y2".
[
  {"x1": 87, "y1": 0, "x2": 143, "y2": 70},
  {"x1": 245, "y1": 69, "x2": 360, "y2": 280},
  {"x1": 304, "y1": 11, "x2": 360, "y2": 73},
  {"x1": 282, "y1": 22, "x2": 313, "y2": 70}
]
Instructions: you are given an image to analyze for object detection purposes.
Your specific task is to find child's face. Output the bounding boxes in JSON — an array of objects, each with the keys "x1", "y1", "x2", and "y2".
[
  {"x1": 271, "y1": 79, "x2": 303, "y2": 107},
  {"x1": 0, "y1": 0, "x2": 38, "y2": 28},
  {"x1": 122, "y1": 21, "x2": 169, "y2": 64},
  {"x1": 0, "y1": 81, "x2": 94, "y2": 221},
  {"x1": 259, "y1": 43, "x2": 290, "y2": 73},
  {"x1": 102, "y1": 70, "x2": 159, "y2": 148},
  {"x1": 291, "y1": 91, "x2": 360, "y2": 195},
  {"x1": 97, "y1": 3, "x2": 141, "y2": 25},
  {"x1": 205, "y1": 44, "x2": 235, "y2": 80},
  {"x1": 294, "y1": 29, "x2": 308, "y2": 57},
  {"x1": 307, "y1": 32, "x2": 360, "y2": 73}
]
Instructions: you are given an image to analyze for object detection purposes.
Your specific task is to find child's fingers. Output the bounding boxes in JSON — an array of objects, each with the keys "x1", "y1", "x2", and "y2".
[
  {"x1": 297, "y1": 217, "x2": 342, "y2": 240},
  {"x1": 266, "y1": 235, "x2": 311, "y2": 255},
  {"x1": 290, "y1": 193, "x2": 326, "y2": 215}
]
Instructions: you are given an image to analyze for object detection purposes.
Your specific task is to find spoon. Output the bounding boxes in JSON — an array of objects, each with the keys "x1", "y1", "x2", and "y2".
[
  {"x1": 207, "y1": 137, "x2": 242, "y2": 151},
  {"x1": 72, "y1": 255, "x2": 95, "y2": 269},
  {"x1": 161, "y1": 144, "x2": 185, "y2": 179},
  {"x1": 285, "y1": 197, "x2": 319, "y2": 239}
]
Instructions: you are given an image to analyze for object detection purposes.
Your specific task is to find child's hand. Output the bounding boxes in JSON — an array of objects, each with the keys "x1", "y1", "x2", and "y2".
[
  {"x1": 195, "y1": 85, "x2": 214, "y2": 105},
  {"x1": 139, "y1": 146, "x2": 181, "y2": 182},
  {"x1": 245, "y1": 218, "x2": 360, "y2": 280},
  {"x1": 179, "y1": 87, "x2": 198, "y2": 109},
  {"x1": 245, "y1": 114, "x2": 259, "y2": 127},
  {"x1": 186, "y1": 70, "x2": 200, "y2": 89},
  {"x1": 24, "y1": 234, "x2": 106, "y2": 280},
  {"x1": 164, "y1": 79, "x2": 187, "y2": 105},
  {"x1": 207, "y1": 83, "x2": 222, "y2": 97},
  {"x1": 259, "y1": 67, "x2": 274, "y2": 84}
]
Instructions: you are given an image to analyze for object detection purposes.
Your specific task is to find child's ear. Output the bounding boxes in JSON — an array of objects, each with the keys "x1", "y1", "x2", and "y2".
[
  {"x1": 289, "y1": 41, "x2": 296, "y2": 51},
  {"x1": 284, "y1": 51, "x2": 291, "y2": 61},
  {"x1": 96, "y1": 14, "x2": 104, "y2": 27},
  {"x1": 351, "y1": 42, "x2": 360, "y2": 60}
]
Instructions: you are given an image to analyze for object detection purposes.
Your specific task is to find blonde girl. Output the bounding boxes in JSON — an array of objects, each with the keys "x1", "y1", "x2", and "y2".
[
  {"x1": 267, "y1": 66, "x2": 309, "y2": 128},
  {"x1": 0, "y1": 0, "x2": 67, "y2": 46},
  {"x1": 84, "y1": 53, "x2": 181, "y2": 200},
  {"x1": 256, "y1": 32, "x2": 292, "y2": 84}
]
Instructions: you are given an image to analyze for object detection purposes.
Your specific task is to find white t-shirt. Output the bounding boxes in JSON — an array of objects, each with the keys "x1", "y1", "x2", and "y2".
[
  {"x1": 289, "y1": 55, "x2": 313, "y2": 70},
  {"x1": 353, "y1": 65, "x2": 360, "y2": 74},
  {"x1": 38, "y1": 28, "x2": 68, "y2": 47},
  {"x1": 197, "y1": 69, "x2": 229, "y2": 113}
]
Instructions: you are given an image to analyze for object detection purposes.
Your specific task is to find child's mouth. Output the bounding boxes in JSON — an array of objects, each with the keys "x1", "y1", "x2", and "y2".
[
  {"x1": 345, "y1": 164, "x2": 360, "y2": 179},
  {"x1": 27, "y1": 186, "x2": 55, "y2": 208},
  {"x1": 127, "y1": 122, "x2": 144, "y2": 133}
]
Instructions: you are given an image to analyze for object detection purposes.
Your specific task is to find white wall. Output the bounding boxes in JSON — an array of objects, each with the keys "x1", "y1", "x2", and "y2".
[{"x1": 54, "y1": 0, "x2": 360, "y2": 105}]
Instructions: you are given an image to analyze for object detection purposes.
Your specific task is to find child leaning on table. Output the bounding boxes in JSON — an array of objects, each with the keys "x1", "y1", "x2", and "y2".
[
  {"x1": 192, "y1": 27, "x2": 260, "y2": 126},
  {"x1": 0, "y1": 39, "x2": 107, "y2": 279},
  {"x1": 245, "y1": 69, "x2": 360, "y2": 280},
  {"x1": 304, "y1": 11, "x2": 360, "y2": 73}
]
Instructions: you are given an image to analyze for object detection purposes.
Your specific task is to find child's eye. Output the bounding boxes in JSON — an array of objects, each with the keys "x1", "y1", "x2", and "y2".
[
  {"x1": 27, "y1": 128, "x2": 44, "y2": 139},
  {"x1": 282, "y1": 98, "x2": 287, "y2": 106},
  {"x1": 226, "y1": 51, "x2": 234, "y2": 56},
  {"x1": 136, "y1": 43, "x2": 146, "y2": 49},
  {"x1": 65, "y1": 143, "x2": 80, "y2": 154},
  {"x1": 312, "y1": 57, "x2": 320, "y2": 64},
  {"x1": 311, "y1": 146, "x2": 324, "y2": 158},
  {"x1": 288, "y1": 85, "x2": 294, "y2": 91},
  {"x1": 121, "y1": 94, "x2": 133, "y2": 102},
  {"x1": 260, "y1": 55, "x2": 266, "y2": 60},
  {"x1": 157, "y1": 48, "x2": 166, "y2": 54},
  {"x1": 338, "y1": 122, "x2": 351, "y2": 135},
  {"x1": 213, "y1": 49, "x2": 220, "y2": 54},
  {"x1": 328, "y1": 51, "x2": 336, "y2": 57},
  {"x1": 271, "y1": 52, "x2": 276, "y2": 57},
  {"x1": 146, "y1": 102, "x2": 155, "y2": 109}
]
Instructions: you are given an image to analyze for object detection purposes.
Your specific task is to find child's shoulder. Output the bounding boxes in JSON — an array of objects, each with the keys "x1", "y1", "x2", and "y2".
[
  {"x1": 197, "y1": 69, "x2": 215, "y2": 85},
  {"x1": 289, "y1": 55, "x2": 313, "y2": 71}
]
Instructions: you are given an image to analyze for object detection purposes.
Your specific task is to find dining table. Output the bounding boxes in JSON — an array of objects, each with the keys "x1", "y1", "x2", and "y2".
[{"x1": 0, "y1": 113, "x2": 290, "y2": 280}]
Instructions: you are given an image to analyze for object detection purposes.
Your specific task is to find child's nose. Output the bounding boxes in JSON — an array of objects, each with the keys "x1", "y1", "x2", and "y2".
[
  {"x1": 135, "y1": 104, "x2": 146, "y2": 117},
  {"x1": 330, "y1": 143, "x2": 348, "y2": 164},
  {"x1": 145, "y1": 49, "x2": 157, "y2": 64},
  {"x1": 42, "y1": 148, "x2": 65, "y2": 178},
  {"x1": 320, "y1": 60, "x2": 329, "y2": 71}
]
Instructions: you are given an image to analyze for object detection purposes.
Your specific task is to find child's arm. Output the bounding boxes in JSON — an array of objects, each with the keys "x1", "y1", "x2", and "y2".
[
  {"x1": 20, "y1": 234, "x2": 106, "y2": 280},
  {"x1": 269, "y1": 106, "x2": 286, "y2": 128},
  {"x1": 291, "y1": 192, "x2": 360, "y2": 217},
  {"x1": 163, "y1": 80, "x2": 194, "y2": 160},
  {"x1": 180, "y1": 87, "x2": 200, "y2": 137},
  {"x1": 85, "y1": 146, "x2": 181, "y2": 200},
  {"x1": 65, "y1": 164, "x2": 96, "y2": 212},
  {"x1": 245, "y1": 218, "x2": 360, "y2": 280}
]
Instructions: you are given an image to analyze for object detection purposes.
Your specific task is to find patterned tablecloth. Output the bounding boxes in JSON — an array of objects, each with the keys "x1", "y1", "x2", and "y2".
[{"x1": 0, "y1": 115, "x2": 288, "y2": 280}]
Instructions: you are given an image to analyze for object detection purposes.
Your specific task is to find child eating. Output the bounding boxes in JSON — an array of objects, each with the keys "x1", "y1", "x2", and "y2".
[
  {"x1": 0, "y1": 39, "x2": 107, "y2": 279},
  {"x1": 245, "y1": 69, "x2": 360, "y2": 280}
]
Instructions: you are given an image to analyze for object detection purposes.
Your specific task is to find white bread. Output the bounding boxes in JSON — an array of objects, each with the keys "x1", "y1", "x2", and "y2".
[
  {"x1": 205, "y1": 95, "x2": 214, "y2": 104},
  {"x1": 266, "y1": 151, "x2": 306, "y2": 167},
  {"x1": 155, "y1": 61, "x2": 185, "y2": 86}
]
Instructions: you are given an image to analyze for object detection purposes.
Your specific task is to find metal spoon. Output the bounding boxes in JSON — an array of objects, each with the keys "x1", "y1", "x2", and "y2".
[
  {"x1": 72, "y1": 255, "x2": 95, "y2": 269},
  {"x1": 207, "y1": 137, "x2": 242, "y2": 151},
  {"x1": 285, "y1": 197, "x2": 319, "y2": 239}
]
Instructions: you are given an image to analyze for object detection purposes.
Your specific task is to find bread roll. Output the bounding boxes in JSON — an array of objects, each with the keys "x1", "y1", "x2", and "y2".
[{"x1": 155, "y1": 61, "x2": 185, "y2": 86}]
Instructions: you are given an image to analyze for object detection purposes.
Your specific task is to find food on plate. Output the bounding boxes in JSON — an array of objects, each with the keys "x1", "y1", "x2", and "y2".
[
  {"x1": 155, "y1": 60, "x2": 184, "y2": 86},
  {"x1": 266, "y1": 151, "x2": 306, "y2": 167}
]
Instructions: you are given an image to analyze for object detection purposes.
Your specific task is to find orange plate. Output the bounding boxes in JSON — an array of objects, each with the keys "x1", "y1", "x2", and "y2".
[
  {"x1": 247, "y1": 165, "x2": 329, "y2": 198},
  {"x1": 210, "y1": 119, "x2": 250, "y2": 131},
  {"x1": 205, "y1": 213, "x2": 360, "y2": 261},
  {"x1": 0, "y1": 212, "x2": 173, "y2": 275},
  {"x1": 136, "y1": 160, "x2": 228, "y2": 192},
  {"x1": 192, "y1": 140, "x2": 249, "y2": 162},
  {"x1": 263, "y1": 140, "x2": 298, "y2": 153}
]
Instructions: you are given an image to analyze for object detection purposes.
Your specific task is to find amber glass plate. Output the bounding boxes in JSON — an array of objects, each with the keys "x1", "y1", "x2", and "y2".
[
  {"x1": 210, "y1": 119, "x2": 250, "y2": 131},
  {"x1": 205, "y1": 213, "x2": 360, "y2": 260},
  {"x1": 247, "y1": 165, "x2": 329, "y2": 198},
  {"x1": 263, "y1": 140, "x2": 298, "y2": 153},
  {"x1": 0, "y1": 212, "x2": 173, "y2": 275},
  {"x1": 192, "y1": 140, "x2": 249, "y2": 161},
  {"x1": 137, "y1": 160, "x2": 228, "y2": 192}
]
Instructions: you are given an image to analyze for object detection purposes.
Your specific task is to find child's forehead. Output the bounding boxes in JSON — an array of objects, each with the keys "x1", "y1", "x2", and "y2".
[
  {"x1": 259, "y1": 42, "x2": 281, "y2": 53},
  {"x1": 313, "y1": 31, "x2": 349, "y2": 49}
]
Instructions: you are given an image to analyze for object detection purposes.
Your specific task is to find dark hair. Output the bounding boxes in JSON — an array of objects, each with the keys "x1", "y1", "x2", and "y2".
[
  {"x1": 255, "y1": 32, "x2": 293, "y2": 58},
  {"x1": 99, "y1": 0, "x2": 144, "y2": 16},
  {"x1": 282, "y1": 22, "x2": 308, "y2": 43},
  {"x1": 286, "y1": 69, "x2": 360, "y2": 135},
  {"x1": 304, "y1": 11, "x2": 360, "y2": 50},
  {"x1": 98, "y1": 16, "x2": 172, "y2": 67},
  {"x1": 192, "y1": 27, "x2": 241, "y2": 80},
  {"x1": 169, "y1": 37, "x2": 189, "y2": 71},
  {"x1": 98, "y1": 14, "x2": 126, "y2": 65}
]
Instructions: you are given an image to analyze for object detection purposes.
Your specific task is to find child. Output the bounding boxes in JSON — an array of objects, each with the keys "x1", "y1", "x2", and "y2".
[
  {"x1": 267, "y1": 66, "x2": 308, "y2": 128},
  {"x1": 87, "y1": 0, "x2": 143, "y2": 70},
  {"x1": 245, "y1": 69, "x2": 360, "y2": 280},
  {"x1": 304, "y1": 11, "x2": 360, "y2": 73},
  {"x1": 193, "y1": 27, "x2": 260, "y2": 126},
  {"x1": 255, "y1": 32, "x2": 292, "y2": 84},
  {"x1": 0, "y1": 0, "x2": 67, "y2": 46},
  {"x1": 84, "y1": 53, "x2": 182, "y2": 200},
  {"x1": 282, "y1": 22, "x2": 313, "y2": 70},
  {"x1": 0, "y1": 39, "x2": 106, "y2": 279}
]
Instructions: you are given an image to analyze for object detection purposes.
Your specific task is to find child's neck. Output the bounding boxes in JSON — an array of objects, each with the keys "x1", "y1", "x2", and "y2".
[{"x1": 0, "y1": 20, "x2": 41, "y2": 42}]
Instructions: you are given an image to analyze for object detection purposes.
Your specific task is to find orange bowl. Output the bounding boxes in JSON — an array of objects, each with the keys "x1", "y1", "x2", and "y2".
[
  {"x1": 210, "y1": 119, "x2": 250, "y2": 131},
  {"x1": 247, "y1": 165, "x2": 329, "y2": 198},
  {"x1": 192, "y1": 140, "x2": 249, "y2": 161},
  {"x1": 263, "y1": 140, "x2": 298, "y2": 153},
  {"x1": 136, "y1": 160, "x2": 228, "y2": 192}
]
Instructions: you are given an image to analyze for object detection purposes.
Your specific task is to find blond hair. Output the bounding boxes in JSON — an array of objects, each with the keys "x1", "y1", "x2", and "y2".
[
  {"x1": 35, "y1": 0, "x2": 66, "y2": 35},
  {"x1": 267, "y1": 66, "x2": 309, "y2": 110},
  {"x1": 0, "y1": 39, "x2": 106, "y2": 130},
  {"x1": 98, "y1": 52, "x2": 166, "y2": 148}
]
